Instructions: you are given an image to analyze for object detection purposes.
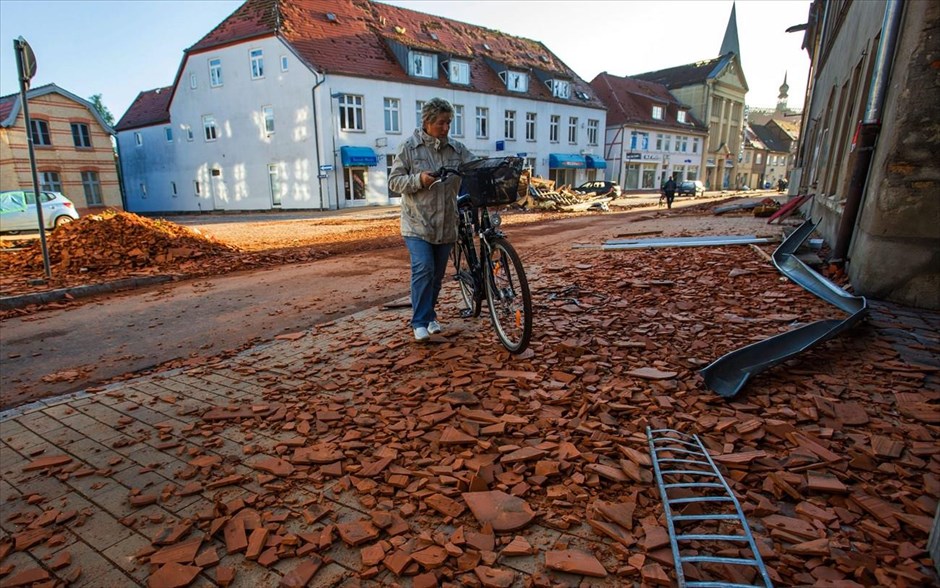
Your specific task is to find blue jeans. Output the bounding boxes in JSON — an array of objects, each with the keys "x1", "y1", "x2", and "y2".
[{"x1": 404, "y1": 237, "x2": 453, "y2": 328}]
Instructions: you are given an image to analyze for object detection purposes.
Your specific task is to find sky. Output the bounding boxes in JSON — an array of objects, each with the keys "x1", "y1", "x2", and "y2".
[{"x1": 0, "y1": 0, "x2": 811, "y2": 122}]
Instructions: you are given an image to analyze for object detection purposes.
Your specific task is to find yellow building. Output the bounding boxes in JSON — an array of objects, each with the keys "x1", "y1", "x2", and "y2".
[{"x1": 0, "y1": 83, "x2": 122, "y2": 214}]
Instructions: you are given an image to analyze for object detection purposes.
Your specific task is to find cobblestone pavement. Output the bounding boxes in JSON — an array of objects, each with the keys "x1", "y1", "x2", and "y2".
[{"x1": 1, "y1": 213, "x2": 937, "y2": 588}]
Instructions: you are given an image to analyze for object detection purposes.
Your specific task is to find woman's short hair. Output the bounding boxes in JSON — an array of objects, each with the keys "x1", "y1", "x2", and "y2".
[{"x1": 421, "y1": 98, "x2": 454, "y2": 127}]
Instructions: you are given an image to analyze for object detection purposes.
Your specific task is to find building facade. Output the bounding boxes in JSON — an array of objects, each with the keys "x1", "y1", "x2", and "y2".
[
  {"x1": 0, "y1": 84, "x2": 122, "y2": 214},
  {"x1": 590, "y1": 73, "x2": 707, "y2": 192},
  {"x1": 115, "y1": 0, "x2": 606, "y2": 213},
  {"x1": 793, "y1": 0, "x2": 939, "y2": 309}
]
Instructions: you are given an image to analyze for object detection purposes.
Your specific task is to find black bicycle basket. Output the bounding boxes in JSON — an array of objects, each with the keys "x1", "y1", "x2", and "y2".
[{"x1": 458, "y1": 156, "x2": 525, "y2": 207}]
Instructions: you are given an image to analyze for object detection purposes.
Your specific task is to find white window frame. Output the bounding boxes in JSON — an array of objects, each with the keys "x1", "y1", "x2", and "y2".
[
  {"x1": 656, "y1": 134, "x2": 663, "y2": 151},
  {"x1": 549, "y1": 115, "x2": 559, "y2": 143},
  {"x1": 664, "y1": 134, "x2": 672, "y2": 152},
  {"x1": 268, "y1": 164, "x2": 282, "y2": 206},
  {"x1": 525, "y1": 112, "x2": 536, "y2": 142},
  {"x1": 384, "y1": 98, "x2": 401, "y2": 134},
  {"x1": 409, "y1": 51, "x2": 436, "y2": 78},
  {"x1": 40, "y1": 171, "x2": 62, "y2": 192},
  {"x1": 203, "y1": 115, "x2": 218, "y2": 141},
  {"x1": 504, "y1": 71, "x2": 528, "y2": 93},
  {"x1": 475, "y1": 107, "x2": 488, "y2": 139},
  {"x1": 164, "y1": 127, "x2": 173, "y2": 142},
  {"x1": 452, "y1": 105, "x2": 464, "y2": 137},
  {"x1": 448, "y1": 60, "x2": 470, "y2": 85},
  {"x1": 587, "y1": 119, "x2": 598, "y2": 146},
  {"x1": 652, "y1": 105, "x2": 664, "y2": 120},
  {"x1": 189, "y1": 72, "x2": 197, "y2": 90},
  {"x1": 677, "y1": 110, "x2": 687, "y2": 123},
  {"x1": 416, "y1": 101, "x2": 425, "y2": 128},
  {"x1": 185, "y1": 125, "x2": 194, "y2": 142},
  {"x1": 504, "y1": 110, "x2": 516, "y2": 141},
  {"x1": 678, "y1": 136, "x2": 688, "y2": 152},
  {"x1": 551, "y1": 79, "x2": 570, "y2": 99},
  {"x1": 338, "y1": 94, "x2": 364, "y2": 132},
  {"x1": 280, "y1": 55, "x2": 289, "y2": 72},
  {"x1": 262, "y1": 106, "x2": 275, "y2": 134},
  {"x1": 209, "y1": 58, "x2": 223, "y2": 87},
  {"x1": 692, "y1": 138, "x2": 700, "y2": 153},
  {"x1": 250, "y1": 48, "x2": 264, "y2": 79},
  {"x1": 567, "y1": 116, "x2": 577, "y2": 144}
]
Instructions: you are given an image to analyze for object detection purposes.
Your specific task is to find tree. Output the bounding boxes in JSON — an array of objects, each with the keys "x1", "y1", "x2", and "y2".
[{"x1": 88, "y1": 93, "x2": 115, "y2": 127}]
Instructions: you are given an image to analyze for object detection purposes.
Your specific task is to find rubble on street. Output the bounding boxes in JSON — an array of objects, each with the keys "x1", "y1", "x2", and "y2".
[{"x1": 520, "y1": 177, "x2": 614, "y2": 212}]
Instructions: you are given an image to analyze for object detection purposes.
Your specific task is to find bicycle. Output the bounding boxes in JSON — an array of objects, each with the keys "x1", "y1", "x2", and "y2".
[{"x1": 429, "y1": 156, "x2": 532, "y2": 353}]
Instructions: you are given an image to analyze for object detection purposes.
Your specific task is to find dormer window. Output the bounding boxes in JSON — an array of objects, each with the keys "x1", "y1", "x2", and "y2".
[
  {"x1": 409, "y1": 51, "x2": 437, "y2": 78},
  {"x1": 448, "y1": 60, "x2": 470, "y2": 85},
  {"x1": 503, "y1": 71, "x2": 528, "y2": 92},
  {"x1": 550, "y1": 79, "x2": 570, "y2": 99},
  {"x1": 677, "y1": 110, "x2": 688, "y2": 123},
  {"x1": 652, "y1": 105, "x2": 664, "y2": 120}
]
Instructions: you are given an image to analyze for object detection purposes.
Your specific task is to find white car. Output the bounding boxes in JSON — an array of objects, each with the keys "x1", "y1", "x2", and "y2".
[{"x1": 0, "y1": 190, "x2": 80, "y2": 233}]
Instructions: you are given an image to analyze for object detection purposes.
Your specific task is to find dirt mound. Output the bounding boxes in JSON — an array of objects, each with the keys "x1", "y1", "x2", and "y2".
[{"x1": 2, "y1": 210, "x2": 241, "y2": 277}]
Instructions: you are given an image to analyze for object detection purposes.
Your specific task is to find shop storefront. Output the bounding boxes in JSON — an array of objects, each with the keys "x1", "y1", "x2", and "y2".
[
  {"x1": 548, "y1": 153, "x2": 586, "y2": 187},
  {"x1": 340, "y1": 146, "x2": 378, "y2": 206},
  {"x1": 585, "y1": 154, "x2": 606, "y2": 181}
]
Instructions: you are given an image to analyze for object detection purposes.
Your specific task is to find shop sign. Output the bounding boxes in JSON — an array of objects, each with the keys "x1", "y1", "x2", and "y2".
[
  {"x1": 625, "y1": 153, "x2": 641, "y2": 160},
  {"x1": 706, "y1": 158, "x2": 716, "y2": 166}
]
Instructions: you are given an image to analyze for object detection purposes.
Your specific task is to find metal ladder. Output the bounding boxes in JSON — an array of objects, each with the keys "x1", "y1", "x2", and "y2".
[{"x1": 647, "y1": 427, "x2": 773, "y2": 587}]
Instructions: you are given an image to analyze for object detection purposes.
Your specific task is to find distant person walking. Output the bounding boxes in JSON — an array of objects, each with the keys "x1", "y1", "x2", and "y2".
[
  {"x1": 388, "y1": 98, "x2": 474, "y2": 342},
  {"x1": 663, "y1": 176, "x2": 677, "y2": 209}
]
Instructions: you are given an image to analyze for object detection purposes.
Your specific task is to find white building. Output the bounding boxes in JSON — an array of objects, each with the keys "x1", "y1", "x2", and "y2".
[
  {"x1": 590, "y1": 73, "x2": 707, "y2": 191},
  {"x1": 115, "y1": 0, "x2": 607, "y2": 213}
]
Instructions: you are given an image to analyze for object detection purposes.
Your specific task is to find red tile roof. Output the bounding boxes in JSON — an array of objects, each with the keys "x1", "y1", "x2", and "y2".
[
  {"x1": 0, "y1": 93, "x2": 16, "y2": 125},
  {"x1": 590, "y1": 72, "x2": 706, "y2": 133},
  {"x1": 188, "y1": 0, "x2": 602, "y2": 105},
  {"x1": 114, "y1": 87, "x2": 172, "y2": 131}
]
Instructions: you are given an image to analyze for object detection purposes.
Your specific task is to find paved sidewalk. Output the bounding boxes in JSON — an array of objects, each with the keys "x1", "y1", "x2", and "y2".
[{"x1": 1, "y1": 217, "x2": 938, "y2": 587}]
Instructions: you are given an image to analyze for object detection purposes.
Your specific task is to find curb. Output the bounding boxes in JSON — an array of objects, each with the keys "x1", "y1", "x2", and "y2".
[{"x1": 0, "y1": 274, "x2": 179, "y2": 311}]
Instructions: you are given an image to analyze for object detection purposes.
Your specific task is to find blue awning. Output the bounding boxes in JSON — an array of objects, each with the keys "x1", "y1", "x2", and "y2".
[
  {"x1": 548, "y1": 153, "x2": 586, "y2": 169},
  {"x1": 340, "y1": 146, "x2": 378, "y2": 167},
  {"x1": 585, "y1": 155, "x2": 607, "y2": 169}
]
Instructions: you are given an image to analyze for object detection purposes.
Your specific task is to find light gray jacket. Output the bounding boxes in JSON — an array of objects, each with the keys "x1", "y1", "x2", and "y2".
[{"x1": 388, "y1": 129, "x2": 473, "y2": 244}]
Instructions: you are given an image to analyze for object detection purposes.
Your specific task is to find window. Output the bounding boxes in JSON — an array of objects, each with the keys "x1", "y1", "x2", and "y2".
[
  {"x1": 387, "y1": 155, "x2": 401, "y2": 199},
  {"x1": 692, "y1": 138, "x2": 700, "y2": 153},
  {"x1": 139, "y1": 183, "x2": 147, "y2": 198},
  {"x1": 81, "y1": 171, "x2": 102, "y2": 205},
  {"x1": 262, "y1": 106, "x2": 275, "y2": 134},
  {"x1": 344, "y1": 168, "x2": 367, "y2": 201},
  {"x1": 71, "y1": 123, "x2": 91, "y2": 148},
  {"x1": 551, "y1": 79, "x2": 570, "y2": 99},
  {"x1": 250, "y1": 49, "x2": 264, "y2": 79},
  {"x1": 171, "y1": 181, "x2": 178, "y2": 197},
  {"x1": 194, "y1": 180, "x2": 201, "y2": 195},
  {"x1": 189, "y1": 73, "x2": 197, "y2": 89},
  {"x1": 164, "y1": 127, "x2": 173, "y2": 142},
  {"x1": 203, "y1": 115, "x2": 218, "y2": 141},
  {"x1": 448, "y1": 61, "x2": 469, "y2": 85},
  {"x1": 268, "y1": 164, "x2": 282, "y2": 206},
  {"x1": 415, "y1": 101, "x2": 424, "y2": 128},
  {"x1": 568, "y1": 117, "x2": 577, "y2": 143},
  {"x1": 185, "y1": 125, "x2": 194, "y2": 141},
  {"x1": 338, "y1": 94, "x2": 364, "y2": 131},
  {"x1": 410, "y1": 51, "x2": 435, "y2": 78},
  {"x1": 30, "y1": 119, "x2": 51, "y2": 146},
  {"x1": 664, "y1": 135, "x2": 671, "y2": 152},
  {"x1": 630, "y1": 131, "x2": 650, "y2": 150},
  {"x1": 678, "y1": 136, "x2": 688, "y2": 152},
  {"x1": 453, "y1": 105, "x2": 464, "y2": 137},
  {"x1": 209, "y1": 58, "x2": 222, "y2": 87},
  {"x1": 384, "y1": 98, "x2": 400, "y2": 133},
  {"x1": 587, "y1": 119, "x2": 598, "y2": 145},
  {"x1": 504, "y1": 110, "x2": 515, "y2": 140},
  {"x1": 475, "y1": 107, "x2": 488, "y2": 139},
  {"x1": 39, "y1": 171, "x2": 61, "y2": 192},
  {"x1": 525, "y1": 112, "x2": 536, "y2": 141},
  {"x1": 280, "y1": 55, "x2": 289, "y2": 72},
  {"x1": 745, "y1": 151, "x2": 752, "y2": 163},
  {"x1": 755, "y1": 153, "x2": 763, "y2": 164},
  {"x1": 505, "y1": 71, "x2": 528, "y2": 92},
  {"x1": 656, "y1": 134, "x2": 663, "y2": 151},
  {"x1": 134, "y1": 132, "x2": 142, "y2": 146},
  {"x1": 677, "y1": 110, "x2": 687, "y2": 123},
  {"x1": 549, "y1": 115, "x2": 560, "y2": 142},
  {"x1": 652, "y1": 105, "x2": 664, "y2": 120}
]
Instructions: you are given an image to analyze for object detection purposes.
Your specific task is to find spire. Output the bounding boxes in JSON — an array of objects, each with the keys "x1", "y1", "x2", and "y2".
[
  {"x1": 719, "y1": 2, "x2": 741, "y2": 58},
  {"x1": 777, "y1": 71, "x2": 790, "y2": 112}
]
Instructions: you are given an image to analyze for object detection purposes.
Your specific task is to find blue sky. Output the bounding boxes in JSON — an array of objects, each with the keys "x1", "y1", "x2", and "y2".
[{"x1": 0, "y1": 0, "x2": 811, "y2": 121}]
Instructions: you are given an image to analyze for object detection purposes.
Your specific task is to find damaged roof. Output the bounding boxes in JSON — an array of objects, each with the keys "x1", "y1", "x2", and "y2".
[
  {"x1": 751, "y1": 124, "x2": 790, "y2": 153},
  {"x1": 114, "y1": 87, "x2": 173, "y2": 132},
  {"x1": 633, "y1": 53, "x2": 735, "y2": 90},
  {"x1": 186, "y1": 0, "x2": 603, "y2": 106},
  {"x1": 590, "y1": 72, "x2": 707, "y2": 133}
]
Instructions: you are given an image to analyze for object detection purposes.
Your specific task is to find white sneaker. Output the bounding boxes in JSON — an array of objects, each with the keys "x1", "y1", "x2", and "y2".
[
  {"x1": 427, "y1": 320, "x2": 442, "y2": 335},
  {"x1": 414, "y1": 327, "x2": 430, "y2": 341}
]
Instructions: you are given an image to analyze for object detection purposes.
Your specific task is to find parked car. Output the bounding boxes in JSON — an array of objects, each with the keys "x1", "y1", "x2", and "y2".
[
  {"x1": 572, "y1": 180, "x2": 622, "y2": 197},
  {"x1": 677, "y1": 180, "x2": 706, "y2": 197},
  {"x1": 0, "y1": 190, "x2": 80, "y2": 233}
]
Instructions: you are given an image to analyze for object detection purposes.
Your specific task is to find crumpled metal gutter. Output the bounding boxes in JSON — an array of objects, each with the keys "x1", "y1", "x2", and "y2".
[
  {"x1": 700, "y1": 219, "x2": 868, "y2": 398},
  {"x1": 573, "y1": 235, "x2": 774, "y2": 250}
]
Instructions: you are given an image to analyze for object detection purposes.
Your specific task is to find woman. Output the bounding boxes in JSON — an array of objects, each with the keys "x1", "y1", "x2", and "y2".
[{"x1": 388, "y1": 98, "x2": 474, "y2": 341}]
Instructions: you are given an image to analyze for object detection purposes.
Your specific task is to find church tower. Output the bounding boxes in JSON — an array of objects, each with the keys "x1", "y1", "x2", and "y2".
[
  {"x1": 776, "y1": 72, "x2": 790, "y2": 113},
  {"x1": 719, "y1": 3, "x2": 741, "y2": 58}
]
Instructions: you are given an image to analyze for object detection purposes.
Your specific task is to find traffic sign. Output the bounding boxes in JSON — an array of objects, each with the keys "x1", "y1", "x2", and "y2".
[{"x1": 319, "y1": 164, "x2": 334, "y2": 172}]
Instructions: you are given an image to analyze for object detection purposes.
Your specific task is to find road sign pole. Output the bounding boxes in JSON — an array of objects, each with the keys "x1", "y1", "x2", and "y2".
[{"x1": 15, "y1": 36, "x2": 52, "y2": 280}]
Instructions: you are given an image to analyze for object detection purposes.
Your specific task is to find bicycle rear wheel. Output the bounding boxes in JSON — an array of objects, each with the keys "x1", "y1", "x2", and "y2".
[
  {"x1": 452, "y1": 239, "x2": 481, "y2": 318},
  {"x1": 483, "y1": 237, "x2": 532, "y2": 353}
]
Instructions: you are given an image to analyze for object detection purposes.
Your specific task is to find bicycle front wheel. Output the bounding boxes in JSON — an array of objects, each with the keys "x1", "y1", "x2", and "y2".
[
  {"x1": 452, "y1": 239, "x2": 482, "y2": 318},
  {"x1": 483, "y1": 237, "x2": 532, "y2": 353}
]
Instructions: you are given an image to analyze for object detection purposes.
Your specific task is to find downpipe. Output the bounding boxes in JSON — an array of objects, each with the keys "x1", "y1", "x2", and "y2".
[
  {"x1": 311, "y1": 73, "x2": 326, "y2": 211},
  {"x1": 832, "y1": 0, "x2": 905, "y2": 262}
]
